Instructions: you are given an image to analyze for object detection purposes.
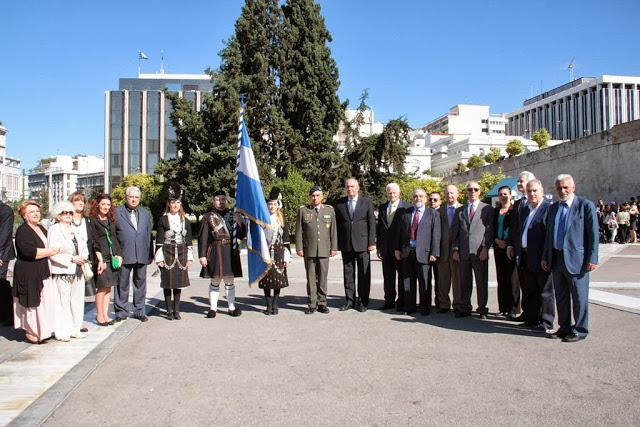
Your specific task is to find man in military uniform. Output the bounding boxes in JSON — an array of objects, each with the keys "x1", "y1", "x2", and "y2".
[
  {"x1": 296, "y1": 185, "x2": 338, "y2": 314},
  {"x1": 198, "y1": 190, "x2": 247, "y2": 318}
]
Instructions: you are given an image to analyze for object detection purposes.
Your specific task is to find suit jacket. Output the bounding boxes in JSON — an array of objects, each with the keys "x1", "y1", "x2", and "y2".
[
  {"x1": 437, "y1": 202, "x2": 461, "y2": 263},
  {"x1": 507, "y1": 197, "x2": 528, "y2": 249},
  {"x1": 452, "y1": 201, "x2": 494, "y2": 260},
  {"x1": 513, "y1": 200, "x2": 550, "y2": 273},
  {"x1": 376, "y1": 200, "x2": 412, "y2": 255},
  {"x1": 543, "y1": 196, "x2": 599, "y2": 275},
  {"x1": 395, "y1": 206, "x2": 441, "y2": 264},
  {"x1": 0, "y1": 201, "x2": 15, "y2": 263},
  {"x1": 334, "y1": 195, "x2": 376, "y2": 252},
  {"x1": 114, "y1": 205, "x2": 153, "y2": 265},
  {"x1": 296, "y1": 204, "x2": 337, "y2": 257}
]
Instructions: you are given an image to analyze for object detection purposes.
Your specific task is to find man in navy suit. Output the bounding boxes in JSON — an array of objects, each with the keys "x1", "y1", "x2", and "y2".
[
  {"x1": 376, "y1": 183, "x2": 411, "y2": 311},
  {"x1": 394, "y1": 189, "x2": 441, "y2": 315},
  {"x1": 513, "y1": 180, "x2": 555, "y2": 333},
  {"x1": 542, "y1": 174, "x2": 599, "y2": 342},
  {"x1": 452, "y1": 181, "x2": 494, "y2": 319},
  {"x1": 0, "y1": 199, "x2": 16, "y2": 326},
  {"x1": 335, "y1": 178, "x2": 376, "y2": 312},
  {"x1": 114, "y1": 186, "x2": 153, "y2": 322}
]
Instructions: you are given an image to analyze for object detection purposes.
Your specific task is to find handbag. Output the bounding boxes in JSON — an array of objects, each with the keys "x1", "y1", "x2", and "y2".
[
  {"x1": 81, "y1": 262, "x2": 94, "y2": 281},
  {"x1": 103, "y1": 226, "x2": 122, "y2": 270}
]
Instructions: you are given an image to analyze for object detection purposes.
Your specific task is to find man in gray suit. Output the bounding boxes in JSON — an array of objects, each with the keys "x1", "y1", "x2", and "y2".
[
  {"x1": 114, "y1": 186, "x2": 153, "y2": 322},
  {"x1": 0, "y1": 199, "x2": 16, "y2": 326},
  {"x1": 436, "y1": 185, "x2": 462, "y2": 314},
  {"x1": 452, "y1": 181, "x2": 494, "y2": 319},
  {"x1": 296, "y1": 185, "x2": 337, "y2": 314}
]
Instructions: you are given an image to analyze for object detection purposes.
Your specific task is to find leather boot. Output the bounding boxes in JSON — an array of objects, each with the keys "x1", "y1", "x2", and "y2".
[
  {"x1": 164, "y1": 290, "x2": 173, "y2": 320},
  {"x1": 264, "y1": 289, "x2": 272, "y2": 315},
  {"x1": 272, "y1": 293, "x2": 280, "y2": 315},
  {"x1": 173, "y1": 290, "x2": 182, "y2": 320}
]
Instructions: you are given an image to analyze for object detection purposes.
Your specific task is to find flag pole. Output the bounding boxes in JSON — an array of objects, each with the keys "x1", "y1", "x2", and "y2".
[{"x1": 137, "y1": 51, "x2": 141, "y2": 77}]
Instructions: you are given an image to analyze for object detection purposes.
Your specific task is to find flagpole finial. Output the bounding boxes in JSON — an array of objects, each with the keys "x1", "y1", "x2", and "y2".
[{"x1": 239, "y1": 94, "x2": 246, "y2": 107}]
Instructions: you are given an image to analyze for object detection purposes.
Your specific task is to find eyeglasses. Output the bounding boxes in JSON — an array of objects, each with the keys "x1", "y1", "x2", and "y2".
[
  {"x1": 429, "y1": 198, "x2": 440, "y2": 202},
  {"x1": 466, "y1": 188, "x2": 480, "y2": 192},
  {"x1": 60, "y1": 211, "x2": 74, "y2": 215}
]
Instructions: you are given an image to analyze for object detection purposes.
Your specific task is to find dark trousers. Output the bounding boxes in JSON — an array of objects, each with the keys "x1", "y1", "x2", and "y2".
[
  {"x1": 494, "y1": 247, "x2": 519, "y2": 314},
  {"x1": 0, "y1": 262, "x2": 12, "y2": 322},
  {"x1": 304, "y1": 257, "x2": 329, "y2": 309},
  {"x1": 381, "y1": 250, "x2": 403, "y2": 306},
  {"x1": 459, "y1": 255, "x2": 489, "y2": 315},
  {"x1": 342, "y1": 250, "x2": 371, "y2": 307},
  {"x1": 115, "y1": 262, "x2": 148, "y2": 318},
  {"x1": 520, "y1": 251, "x2": 555, "y2": 328},
  {"x1": 401, "y1": 251, "x2": 431, "y2": 312},
  {"x1": 552, "y1": 250, "x2": 589, "y2": 337}
]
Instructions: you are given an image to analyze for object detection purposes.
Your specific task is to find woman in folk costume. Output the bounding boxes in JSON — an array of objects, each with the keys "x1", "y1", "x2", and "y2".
[
  {"x1": 259, "y1": 188, "x2": 291, "y2": 315},
  {"x1": 154, "y1": 183, "x2": 193, "y2": 320}
]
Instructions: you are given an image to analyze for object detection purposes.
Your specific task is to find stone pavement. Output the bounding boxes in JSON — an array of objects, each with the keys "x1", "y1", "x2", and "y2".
[{"x1": 1, "y1": 244, "x2": 639, "y2": 426}]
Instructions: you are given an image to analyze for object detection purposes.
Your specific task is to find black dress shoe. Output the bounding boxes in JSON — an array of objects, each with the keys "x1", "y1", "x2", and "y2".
[
  {"x1": 305, "y1": 308, "x2": 316, "y2": 314},
  {"x1": 174, "y1": 312, "x2": 181, "y2": 320},
  {"x1": 405, "y1": 308, "x2": 417, "y2": 315},
  {"x1": 512, "y1": 314, "x2": 526, "y2": 322},
  {"x1": 229, "y1": 308, "x2": 242, "y2": 317},
  {"x1": 378, "y1": 303, "x2": 394, "y2": 310},
  {"x1": 356, "y1": 304, "x2": 367, "y2": 313},
  {"x1": 562, "y1": 334, "x2": 585, "y2": 343},
  {"x1": 80, "y1": 327, "x2": 89, "y2": 333},
  {"x1": 437, "y1": 308, "x2": 450, "y2": 314},
  {"x1": 339, "y1": 304, "x2": 353, "y2": 311},
  {"x1": 478, "y1": 313, "x2": 488, "y2": 320},
  {"x1": 420, "y1": 309, "x2": 430, "y2": 316},
  {"x1": 317, "y1": 306, "x2": 330, "y2": 314},
  {"x1": 206, "y1": 310, "x2": 217, "y2": 318},
  {"x1": 134, "y1": 315, "x2": 149, "y2": 322},
  {"x1": 114, "y1": 317, "x2": 127, "y2": 322}
]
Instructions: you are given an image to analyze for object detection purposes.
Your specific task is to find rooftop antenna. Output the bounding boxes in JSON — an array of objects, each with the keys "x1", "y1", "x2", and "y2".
[{"x1": 567, "y1": 58, "x2": 574, "y2": 82}]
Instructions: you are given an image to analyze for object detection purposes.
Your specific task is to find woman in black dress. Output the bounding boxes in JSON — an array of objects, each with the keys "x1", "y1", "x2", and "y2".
[
  {"x1": 259, "y1": 188, "x2": 291, "y2": 315},
  {"x1": 493, "y1": 186, "x2": 518, "y2": 318},
  {"x1": 154, "y1": 183, "x2": 193, "y2": 320},
  {"x1": 89, "y1": 194, "x2": 122, "y2": 326}
]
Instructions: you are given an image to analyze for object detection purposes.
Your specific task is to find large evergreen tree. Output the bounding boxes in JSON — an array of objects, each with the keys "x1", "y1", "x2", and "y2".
[{"x1": 279, "y1": 0, "x2": 346, "y2": 193}]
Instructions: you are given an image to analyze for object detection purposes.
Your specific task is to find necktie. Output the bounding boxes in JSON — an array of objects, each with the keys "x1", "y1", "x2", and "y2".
[
  {"x1": 349, "y1": 199, "x2": 355, "y2": 218},
  {"x1": 411, "y1": 208, "x2": 420, "y2": 240},
  {"x1": 557, "y1": 202, "x2": 568, "y2": 248},
  {"x1": 469, "y1": 204, "x2": 475, "y2": 221},
  {"x1": 389, "y1": 204, "x2": 396, "y2": 224},
  {"x1": 130, "y1": 209, "x2": 138, "y2": 230},
  {"x1": 315, "y1": 206, "x2": 319, "y2": 214},
  {"x1": 447, "y1": 206, "x2": 454, "y2": 228}
]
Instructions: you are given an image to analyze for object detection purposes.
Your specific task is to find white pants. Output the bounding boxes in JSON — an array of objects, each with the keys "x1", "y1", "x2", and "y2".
[{"x1": 54, "y1": 275, "x2": 85, "y2": 340}]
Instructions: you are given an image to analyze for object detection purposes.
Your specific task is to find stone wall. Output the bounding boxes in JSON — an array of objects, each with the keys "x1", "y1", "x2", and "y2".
[{"x1": 449, "y1": 119, "x2": 640, "y2": 203}]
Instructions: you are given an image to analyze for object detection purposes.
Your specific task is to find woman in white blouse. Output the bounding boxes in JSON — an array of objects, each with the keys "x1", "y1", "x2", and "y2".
[{"x1": 48, "y1": 201, "x2": 90, "y2": 341}]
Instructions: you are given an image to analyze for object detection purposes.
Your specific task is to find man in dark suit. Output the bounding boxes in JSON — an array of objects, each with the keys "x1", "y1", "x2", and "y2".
[
  {"x1": 542, "y1": 174, "x2": 599, "y2": 342},
  {"x1": 394, "y1": 189, "x2": 441, "y2": 315},
  {"x1": 296, "y1": 185, "x2": 338, "y2": 314},
  {"x1": 427, "y1": 191, "x2": 442, "y2": 309},
  {"x1": 452, "y1": 181, "x2": 494, "y2": 319},
  {"x1": 376, "y1": 183, "x2": 411, "y2": 311},
  {"x1": 436, "y1": 185, "x2": 462, "y2": 314},
  {"x1": 0, "y1": 199, "x2": 16, "y2": 326},
  {"x1": 114, "y1": 186, "x2": 153, "y2": 322},
  {"x1": 335, "y1": 178, "x2": 376, "y2": 312},
  {"x1": 512, "y1": 180, "x2": 555, "y2": 332}
]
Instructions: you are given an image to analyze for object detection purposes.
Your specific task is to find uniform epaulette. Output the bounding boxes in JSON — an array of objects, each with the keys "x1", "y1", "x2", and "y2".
[{"x1": 322, "y1": 204, "x2": 334, "y2": 210}]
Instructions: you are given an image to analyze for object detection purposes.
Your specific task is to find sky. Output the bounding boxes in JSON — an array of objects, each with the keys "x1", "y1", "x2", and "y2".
[{"x1": 1, "y1": 0, "x2": 639, "y2": 172}]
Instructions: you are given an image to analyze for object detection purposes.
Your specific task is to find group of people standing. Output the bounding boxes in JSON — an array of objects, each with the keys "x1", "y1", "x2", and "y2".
[{"x1": 599, "y1": 198, "x2": 638, "y2": 244}]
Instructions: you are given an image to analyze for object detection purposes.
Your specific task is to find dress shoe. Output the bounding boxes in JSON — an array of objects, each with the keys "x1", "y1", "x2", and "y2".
[
  {"x1": 478, "y1": 313, "x2": 488, "y2": 320},
  {"x1": 167, "y1": 311, "x2": 174, "y2": 321},
  {"x1": 71, "y1": 333, "x2": 87, "y2": 339},
  {"x1": 356, "y1": 304, "x2": 367, "y2": 313},
  {"x1": 114, "y1": 316, "x2": 127, "y2": 322},
  {"x1": 80, "y1": 327, "x2": 89, "y2": 333},
  {"x1": 437, "y1": 308, "x2": 450, "y2": 314},
  {"x1": 174, "y1": 312, "x2": 181, "y2": 320},
  {"x1": 229, "y1": 308, "x2": 242, "y2": 317},
  {"x1": 317, "y1": 306, "x2": 330, "y2": 314},
  {"x1": 454, "y1": 311, "x2": 470, "y2": 318},
  {"x1": 206, "y1": 310, "x2": 217, "y2": 318},
  {"x1": 339, "y1": 304, "x2": 353, "y2": 311},
  {"x1": 512, "y1": 314, "x2": 526, "y2": 322},
  {"x1": 420, "y1": 309, "x2": 430, "y2": 316},
  {"x1": 405, "y1": 308, "x2": 417, "y2": 315},
  {"x1": 562, "y1": 334, "x2": 585, "y2": 343},
  {"x1": 305, "y1": 308, "x2": 316, "y2": 314},
  {"x1": 134, "y1": 315, "x2": 149, "y2": 322},
  {"x1": 548, "y1": 330, "x2": 569, "y2": 339},
  {"x1": 96, "y1": 317, "x2": 111, "y2": 327},
  {"x1": 378, "y1": 303, "x2": 395, "y2": 310},
  {"x1": 533, "y1": 325, "x2": 554, "y2": 334}
]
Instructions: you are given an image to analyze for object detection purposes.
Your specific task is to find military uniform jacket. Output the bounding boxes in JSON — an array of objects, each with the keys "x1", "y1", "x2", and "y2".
[{"x1": 296, "y1": 204, "x2": 337, "y2": 258}]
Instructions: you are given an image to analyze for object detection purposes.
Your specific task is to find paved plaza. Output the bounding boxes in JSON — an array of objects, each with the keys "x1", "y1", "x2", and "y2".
[{"x1": 1, "y1": 244, "x2": 639, "y2": 426}]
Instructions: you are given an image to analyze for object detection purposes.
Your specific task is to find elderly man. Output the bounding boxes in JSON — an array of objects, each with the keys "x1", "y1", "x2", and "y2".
[
  {"x1": 376, "y1": 183, "x2": 412, "y2": 310},
  {"x1": 335, "y1": 178, "x2": 376, "y2": 312},
  {"x1": 436, "y1": 185, "x2": 462, "y2": 314},
  {"x1": 198, "y1": 190, "x2": 246, "y2": 318},
  {"x1": 394, "y1": 189, "x2": 441, "y2": 315},
  {"x1": 114, "y1": 186, "x2": 154, "y2": 322},
  {"x1": 452, "y1": 181, "x2": 494, "y2": 319},
  {"x1": 542, "y1": 174, "x2": 599, "y2": 342},
  {"x1": 513, "y1": 180, "x2": 555, "y2": 333},
  {"x1": 296, "y1": 185, "x2": 337, "y2": 314}
]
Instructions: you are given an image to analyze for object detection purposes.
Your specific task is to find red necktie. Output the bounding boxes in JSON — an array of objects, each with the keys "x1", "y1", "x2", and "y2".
[
  {"x1": 469, "y1": 204, "x2": 475, "y2": 221},
  {"x1": 411, "y1": 209, "x2": 420, "y2": 240}
]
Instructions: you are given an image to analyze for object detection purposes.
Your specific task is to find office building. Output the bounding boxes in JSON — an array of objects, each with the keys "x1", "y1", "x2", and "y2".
[{"x1": 28, "y1": 155, "x2": 103, "y2": 205}]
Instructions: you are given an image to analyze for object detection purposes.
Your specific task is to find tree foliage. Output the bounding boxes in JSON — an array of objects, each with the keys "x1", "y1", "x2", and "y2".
[
  {"x1": 531, "y1": 128, "x2": 550, "y2": 148},
  {"x1": 268, "y1": 168, "x2": 313, "y2": 236},
  {"x1": 484, "y1": 146, "x2": 501, "y2": 164},
  {"x1": 452, "y1": 162, "x2": 467, "y2": 174},
  {"x1": 466, "y1": 154, "x2": 485, "y2": 169},
  {"x1": 506, "y1": 139, "x2": 525, "y2": 157}
]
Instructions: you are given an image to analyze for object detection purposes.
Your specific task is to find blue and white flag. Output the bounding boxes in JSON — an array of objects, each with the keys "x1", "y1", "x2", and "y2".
[
  {"x1": 139, "y1": 51, "x2": 148, "y2": 60},
  {"x1": 235, "y1": 104, "x2": 272, "y2": 287}
]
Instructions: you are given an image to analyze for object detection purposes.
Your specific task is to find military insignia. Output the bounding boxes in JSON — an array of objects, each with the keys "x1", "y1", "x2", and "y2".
[
  {"x1": 305, "y1": 213, "x2": 313, "y2": 221},
  {"x1": 326, "y1": 223, "x2": 330, "y2": 228},
  {"x1": 323, "y1": 215, "x2": 331, "y2": 219}
]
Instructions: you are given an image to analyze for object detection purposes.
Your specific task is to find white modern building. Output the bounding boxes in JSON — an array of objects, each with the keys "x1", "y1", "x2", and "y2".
[
  {"x1": 0, "y1": 123, "x2": 25, "y2": 202},
  {"x1": 104, "y1": 73, "x2": 213, "y2": 191},
  {"x1": 420, "y1": 104, "x2": 507, "y2": 136},
  {"x1": 405, "y1": 129, "x2": 432, "y2": 177},
  {"x1": 28, "y1": 155, "x2": 104, "y2": 205},
  {"x1": 506, "y1": 75, "x2": 640, "y2": 140},
  {"x1": 334, "y1": 108, "x2": 385, "y2": 148}
]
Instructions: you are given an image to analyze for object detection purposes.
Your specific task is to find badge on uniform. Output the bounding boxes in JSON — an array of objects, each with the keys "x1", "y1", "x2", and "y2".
[
  {"x1": 326, "y1": 223, "x2": 330, "y2": 228},
  {"x1": 305, "y1": 213, "x2": 313, "y2": 221},
  {"x1": 323, "y1": 215, "x2": 331, "y2": 219}
]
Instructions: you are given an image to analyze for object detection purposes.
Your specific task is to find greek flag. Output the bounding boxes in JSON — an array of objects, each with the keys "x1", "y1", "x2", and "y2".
[
  {"x1": 139, "y1": 51, "x2": 148, "y2": 60},
  {"x1": 235, "y1": 104, "x2": 272, "y2": 287}
]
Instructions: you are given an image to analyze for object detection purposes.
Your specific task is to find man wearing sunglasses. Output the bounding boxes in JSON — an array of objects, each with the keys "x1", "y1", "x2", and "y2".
[{"x1": 452, "y1": 181, "x2": 494, "y2": 319}]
